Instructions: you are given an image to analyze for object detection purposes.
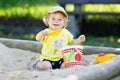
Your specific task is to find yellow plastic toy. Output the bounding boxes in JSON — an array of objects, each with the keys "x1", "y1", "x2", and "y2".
[
  {"x1": 94, "y1": 53, "x2": 115, "y2": 63},
  {"x1": 38, "y1": 30, "x2": 61, "y2": 43}
]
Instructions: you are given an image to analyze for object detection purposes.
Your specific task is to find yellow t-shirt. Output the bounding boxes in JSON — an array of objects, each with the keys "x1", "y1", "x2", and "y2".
[{"x1": 40, "y1": 28, "x2": 73, "y2": 61}]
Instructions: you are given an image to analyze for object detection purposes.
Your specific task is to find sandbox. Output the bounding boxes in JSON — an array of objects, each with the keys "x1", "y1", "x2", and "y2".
[{"x1": 0, "y1": 38, "x2": 120, "y2": 80}]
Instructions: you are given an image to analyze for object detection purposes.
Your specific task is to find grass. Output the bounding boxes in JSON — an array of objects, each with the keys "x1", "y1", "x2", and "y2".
[
  {"x1": 0, "y1": 0, "x2": 120, "y2": 21},
  {"x1": 0, "y1": 0, "x2": 120, "y2": 48},
  {"x1": 0, "y1": 0, "x2": 58, "y2": 19},
  {"x1": 83, "y1": 35, "x2": 120, "y2": 48}
]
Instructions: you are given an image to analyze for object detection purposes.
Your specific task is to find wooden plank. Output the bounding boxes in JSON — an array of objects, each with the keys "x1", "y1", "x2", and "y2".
[
  {"x1": 0, "y1": 38, "x2": 120, "y2": 54},
  {"x1": 58, "y1": 0, "x2": 120, "y2": 36},
  {"x1": 68, "y1": 12, "x2": 120, "y2": 15},
  {"x1": 75, "y1": 56, "x2": 120, "y2": 80},
  {"x1": 0, "y1": 38, "x2": 43, "y2": 53},
  {"x1": 58, "y1": 0, "x2": 120, "y2": 4},
  {"x1": 83, "y1": 46, "x2": 120, "y2": 55}
]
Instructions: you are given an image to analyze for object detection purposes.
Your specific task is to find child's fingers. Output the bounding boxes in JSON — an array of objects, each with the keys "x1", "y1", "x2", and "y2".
[{"x1": 79, "y1": 35, "x2": 86, "y2": 42}]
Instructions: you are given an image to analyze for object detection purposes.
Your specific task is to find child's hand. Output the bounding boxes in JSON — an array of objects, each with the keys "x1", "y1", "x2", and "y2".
[
  {"x1": 41, "y1": 29, "x2": 48, "y2": 37},
  {"x1": 70, "y1": 34, "x2": 86, "y2": 45},
  {"x1": 36, "y1": 29, "x2": 48, "y2": 41},
  {"x1": 78, "y1": 34, "x2": 86, "y2": 43}
]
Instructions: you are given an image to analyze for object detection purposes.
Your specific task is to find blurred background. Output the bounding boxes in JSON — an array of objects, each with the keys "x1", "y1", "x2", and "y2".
[{"x1": 0, "y1": 0, "x2": 120, "y2": 48}]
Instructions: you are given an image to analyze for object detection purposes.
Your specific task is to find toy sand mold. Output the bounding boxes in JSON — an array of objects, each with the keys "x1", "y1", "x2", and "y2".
[
  {"x1": 61, "y1": 45, "x2": 83, "y2": 68},
  {"x1": 0, "y1": 38, "x2": 120, "y2": 80}
]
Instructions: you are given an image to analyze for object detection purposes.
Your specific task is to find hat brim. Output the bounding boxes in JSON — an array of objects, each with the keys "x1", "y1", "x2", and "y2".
[{"x1": 43, "y1": 16, "x2": 49, "y2": 26}]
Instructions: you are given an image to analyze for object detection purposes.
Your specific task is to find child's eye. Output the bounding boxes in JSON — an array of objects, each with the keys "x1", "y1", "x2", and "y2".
[
  {"x1": 58, "y1": 19, "x2": 62, "y2": 21},
  {"x1": 52, "y1": 18, "x2": 55, "y2": 20}
]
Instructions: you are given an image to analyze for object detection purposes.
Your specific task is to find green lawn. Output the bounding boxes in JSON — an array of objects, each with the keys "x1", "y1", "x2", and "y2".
[
  {"x1": 0, "y1": 0, "x2": 58, "y2": 19},
  {"x1": 0, "y1": 0, "x2": 120, "y2": 48},
  {"x1": 0, "y1": 0, "x2": 120, "y2": 21},
  {"x1": 83, "y1": 35, "x2": 120, "y2": 48}
]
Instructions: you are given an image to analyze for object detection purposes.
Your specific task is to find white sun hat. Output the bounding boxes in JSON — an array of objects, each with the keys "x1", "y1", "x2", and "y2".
[{"x1": 43, "y1": 6, "x2": 68, "y2": 26}]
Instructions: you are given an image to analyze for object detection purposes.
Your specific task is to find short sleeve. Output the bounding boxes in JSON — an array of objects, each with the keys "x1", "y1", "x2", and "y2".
[{"x1": 64, "y1": 29, "x2": 73, "y2": 44}]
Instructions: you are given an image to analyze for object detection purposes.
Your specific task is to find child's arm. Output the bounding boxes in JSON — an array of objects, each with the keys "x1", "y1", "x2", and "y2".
[
  {"x1": 70, "y1": 35, "x2": 86, "y2": 45},
  {"x1": 36, "y1": 29, "x2": 48, "y2": 42}
]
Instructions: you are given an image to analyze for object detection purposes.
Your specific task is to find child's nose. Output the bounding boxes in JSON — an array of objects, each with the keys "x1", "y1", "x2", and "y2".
[
  {"x1": 54, "y1": 19, "x2": 59, "y2": 23},
  {"x1": 55, "y1": 20, "x2": 59, "y2": 23}
]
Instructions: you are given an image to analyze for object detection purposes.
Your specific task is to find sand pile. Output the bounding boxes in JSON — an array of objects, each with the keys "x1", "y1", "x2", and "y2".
[
  {"x1": 0, "y1": 42, "x2": 97, "y2": 80},
  {"x1": 0, "y1": 42, "x2": 39, "y2": 80}
]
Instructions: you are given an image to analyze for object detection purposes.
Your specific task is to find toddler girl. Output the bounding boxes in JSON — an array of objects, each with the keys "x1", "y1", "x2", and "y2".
[{"x1": 32, "y1": 6, "x2": 85, "y2": 71}]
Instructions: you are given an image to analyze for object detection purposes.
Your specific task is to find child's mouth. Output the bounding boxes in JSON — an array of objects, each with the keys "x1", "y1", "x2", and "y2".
[{"x1": 53, "y1": 24, "x2": 59, "y2": 26}]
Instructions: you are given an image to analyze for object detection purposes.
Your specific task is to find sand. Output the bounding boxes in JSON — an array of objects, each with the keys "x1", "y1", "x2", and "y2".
[{"x1": 0, "y1": 42, "x2": 97, "y2": 80}]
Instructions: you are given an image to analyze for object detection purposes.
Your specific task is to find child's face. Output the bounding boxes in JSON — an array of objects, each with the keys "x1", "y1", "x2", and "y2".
[{"x1": 47, "y1": 12, "x2": 66, "y2": 30}]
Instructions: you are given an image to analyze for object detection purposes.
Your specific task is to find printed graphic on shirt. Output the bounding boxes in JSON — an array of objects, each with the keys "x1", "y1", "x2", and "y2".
[{"x1": 53, "y1": 39, "x2": 63, "y2": 54}]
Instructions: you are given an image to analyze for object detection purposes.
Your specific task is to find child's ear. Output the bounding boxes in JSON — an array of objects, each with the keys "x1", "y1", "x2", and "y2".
[
  {"x1": 64, "y1": 18, "x2": 69, "y2": 28},
  {"x1": 46, "y1": 17, "x2": 49, "y2": 24}
]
